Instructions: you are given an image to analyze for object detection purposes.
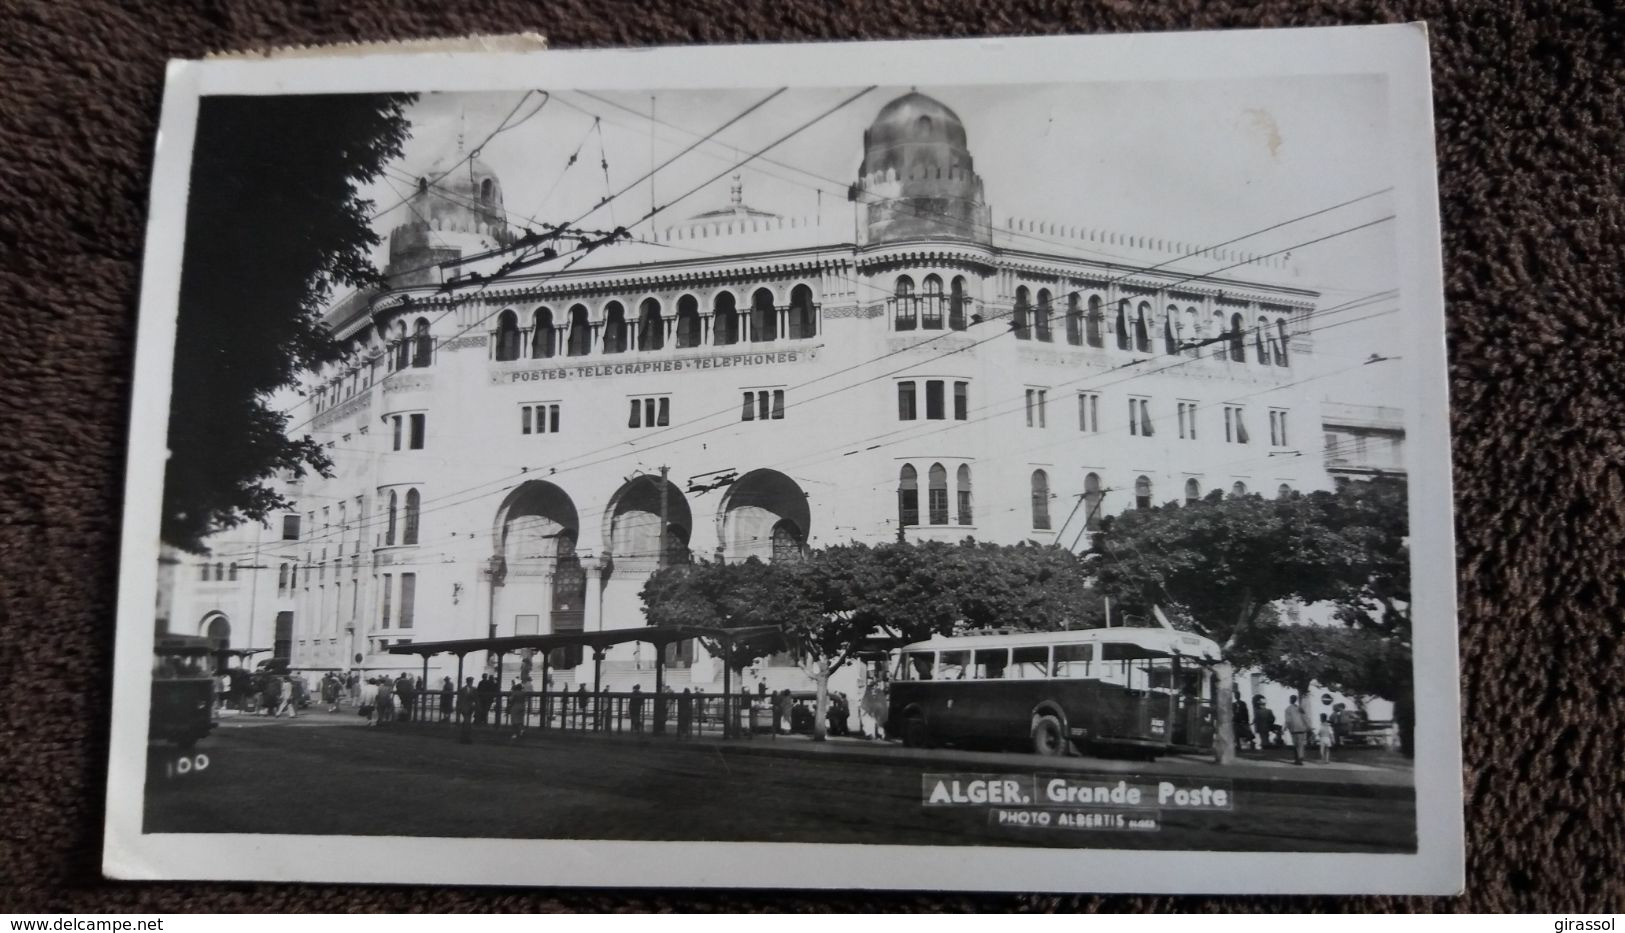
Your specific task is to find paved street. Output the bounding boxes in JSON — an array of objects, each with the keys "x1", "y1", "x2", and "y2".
[{"x1": 144, "y1": 715, "x2": 1415, "y2": 852}]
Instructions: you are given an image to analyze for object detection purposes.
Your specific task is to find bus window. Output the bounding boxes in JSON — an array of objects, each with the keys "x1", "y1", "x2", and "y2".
[
  {"x1": 1052, "y1": 643, "x2": 1093, "y2": 678},
  {"x1": 904, "y1": 651, "x2": 935, "y2": 681},
  {"x1": 937, "y1": 650, "x2": 970, "y2": 681},
  {"x1": 972, "y1": 648, "x2": 1009, "y2": 679},
  {"x1": 1009, "y1": 645, "x2": 1050, "y2": 679},
  {"x1": 1098, "y1": 643, "x2": 1136, "y2": 686}
]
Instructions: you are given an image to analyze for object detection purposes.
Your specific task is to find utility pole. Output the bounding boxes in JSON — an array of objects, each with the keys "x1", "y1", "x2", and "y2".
[{"x1": 657, "y1": 465, "x2": 671, "y2": 568}]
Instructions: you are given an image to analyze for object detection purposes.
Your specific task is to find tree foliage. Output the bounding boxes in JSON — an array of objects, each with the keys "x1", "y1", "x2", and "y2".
[{"x1": 162, "y1": 93, "x2": 416, "y2": 550}]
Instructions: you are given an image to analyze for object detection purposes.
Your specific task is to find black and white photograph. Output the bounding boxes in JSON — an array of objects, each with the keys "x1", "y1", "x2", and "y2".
[{"x1": 106, "y1": 27, "x2": 1462, "y2": 893}]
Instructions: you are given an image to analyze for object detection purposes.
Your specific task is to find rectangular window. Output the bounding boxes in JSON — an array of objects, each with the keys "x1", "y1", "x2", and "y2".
[
  {"x1": 1129, "y1": 397, "x2": 1153, "y2": 436},
  {"x1": 741, "y1": 392, "x2": 755, "y2": 421},
  {"x1": 1178, "y1": 401, "x2": 1198, "y2": 440},
  {"x1": 281, "y1": 514, "x2": 300, "y2": 541},
  {"x1": 409, "y1": 413, "x2": 425, "y2": 449},
  {"x1": 925, "y1": 380, "x2": 945, "y2": 420},
  {"x1": 937, "y1": 650, "x2": 970, "y2": 681},
  {"x1": 972, "y1": 648, "x2": 1009, "y2": 680},
  {"x1": 1052, "y1": 643, "x2": 1094, "y2": 678},
  {"x1": 391, "y1": 415, "x2": 403, "y2": 451},
  {"x1": 1026, "y1": 388, "x2": 1048, "y2": 427},
  {"x1": 1225, "y1": 405, "x2": 1250, "y2": 444},
  {"x1": 1078, "y1": 392, "x2": 1100, "y2": 433},
  {"x1": 772, "y1": 389, "x2": 784, "y2": 419},
  {"x1": 897, "y1": 381, "x2": 917, "y2": 421},
  {"x1": 399, "y1": 573, "x2": 415, "y2": 629},
  {"x1": 628, "y1": 396, "x2": 670, "y2": 429},
  {"x1": 1010, "y1": 646, "x2": 1050, "y2": 680},
  {"x1": 928, "y1": 485, "x2": 948, "y2": 525},
  {"x1": 380, "y1": 573, "x2": 392, "y2": 629},
  {"x1": 757, "y1": 391, "x2": 770, "y2": 421},
  {"x1": 521, "y1": 403, "x2": 562, "y2": 435},
  {"x1": 957, "y1": 487, "x2": 972, "y2": 525},
  {"x1": 953, "y1": 381, "x2": 968, "y2": 420},
  {"x1": 1270, "y1": 409, "x2": 1290, "y2": 446}
]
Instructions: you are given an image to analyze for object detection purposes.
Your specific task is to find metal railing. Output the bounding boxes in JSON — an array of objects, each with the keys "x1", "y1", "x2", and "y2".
[{"x1": 390, "y1": 690, "x2": 815, "y2": 739}]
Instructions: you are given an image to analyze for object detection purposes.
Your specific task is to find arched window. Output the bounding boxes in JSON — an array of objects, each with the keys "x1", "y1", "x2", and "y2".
[
  {"x1": 1277, "y1": 483, "x2": 1293, "y2": 499},
  {"x1": 1164, "y1": 306, "x2": 1180, "y2": 355},
  {"x1": 921, "y1": 275, "x2": 944, "y2": 330},
  {"x1": 531, "y1": 308, "x2": 556, "y2": 359},
  {"x1": 897, "y1": 465, "x2": 919, "y2": 528},
  {"x1": 675, "y1": 295, "x2": 701, "y2": 348},
  {"x1": 956, "y1": 464, "x2": 973, "y2": 525},
  {"x1": 1083, "y1": 472, "x2": 1104, "y2": 533},
  {"x1": 1135, "y1": 302, "x2": 1152, "y2": 353},
  {"x1": 1013, "y1": 286, "x2": 1032, "y2": 340},
  {"x1": 895, "y1": 275, "x2": 916, "y2": 332},
  {"x1": 393, "y1": 321, "x2": 410, "y2": 370},
  {"x1": 713, "y1": 292, "x2": 739, "y2": 346},
  {"x1": 277, "y1": 563, "x2": 289, "y2": 593},
  {"x1": 403, "y1": 488, "x2": 421, "y2": 545},
  {"x1": 412, "y1": 317, "x2": 433, "y2": 367},
  {"x1": 1185, "y1": 308, "x2": 1201, "y2": 357},
  {"x1": 1254, "y1": 315, "x2": 1269, "y2": 364},
  {"x1": 1232, "y1": 481, "x2": 1249, "y2": 496},
  {"x1": 1086, "y1": 296, "x2": 1105, "y2": 347},
  {"x1": 1030, "y1": 470, "x2": 1052, "y2": 529},
  {"x1": 567, "y1": 304, "x2": 592, "y2": 356},
  {"x1": 480, "y1": 178, "x2": 494, "y2": 202},
  {"x1": 1035, "y1": 289, "x2": 1053, "y2": 342},
  {"x1": 637, "y1": 298, "x2": 664, "y2": 351},
  {"x1": 1275, "y1": 317, "x2": 1291, "y2": 366},
  {"x1": 1212, "y1": 311, "x2": 1229, "y2": 360},
  {"x1": 1185, "y1": 478, "x2": 1201, "y2": 505},
  {"x1": 750, "y1": 288, "x2": 777, "y2": 342},
  {"x1": 788, "y1": 284, "x2": 816, "y2": 339},
  {"x1": 1115, "y1": 300, "x2": 1130, "y2": 350},
  {"x1": 949, "y1": 277, "x2": 968, "y2": 330},
  {"x1": 1135, "y1": 475, "x2": 1153, "y2": 510},
  {"x1": 494, "y1": 310, "x2": 521, "y2": 362},
  {"x1": 770, "y1": 520, "x2": 804, "y2": 563},
  {"x1": 1065, "y1": 293, "x2": 1083, "y2": 346},
  {"x1": 214, "y1": 562, "x2": 224, "y2": 581},
  {"x1": 385, "y1": 490, "x2": 398, "y2": 546},
  {"x1": 602, "y1": 301, "x2": 628, "y2": 354},
  {"x1": 1228, "y1": 312, "x2": 1246, "y2": 362},
  {"x1": 227, "y1": 562, "x2": 238, "y2": 581},
  {"x1": 928, "y1": 463, "x2": 949, "y2": 524}
]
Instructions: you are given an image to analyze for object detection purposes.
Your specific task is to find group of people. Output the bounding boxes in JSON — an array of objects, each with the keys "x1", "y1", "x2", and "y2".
[
  {"x1": 1232, "y1": 694, "x2": 1359, "y2": 765},
  {"x1": 756, "y1": 683, "x2": 854, "y2": 737}
]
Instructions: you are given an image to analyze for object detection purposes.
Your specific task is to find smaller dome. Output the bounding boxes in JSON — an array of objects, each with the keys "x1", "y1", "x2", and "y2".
[
  {"x1": 865, "y1": 91, "x2": 969, "y2": 151},
  {"x1": 415, "y1": 153, "x2": 507, "y2": 229}
]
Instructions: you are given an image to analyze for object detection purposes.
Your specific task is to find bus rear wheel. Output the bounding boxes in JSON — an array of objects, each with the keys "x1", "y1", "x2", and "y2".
[
  {"x1": 1032, "y1": 714, "x2": 1069, "y2": 757},
  {"x1": 902, "y1": 714, "x2": 929, "y2": 749}
]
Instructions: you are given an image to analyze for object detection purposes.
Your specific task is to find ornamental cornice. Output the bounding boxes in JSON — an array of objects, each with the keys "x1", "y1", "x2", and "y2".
[{"x1": 854, "y1": 242, "x2": 997, "y2": 272}]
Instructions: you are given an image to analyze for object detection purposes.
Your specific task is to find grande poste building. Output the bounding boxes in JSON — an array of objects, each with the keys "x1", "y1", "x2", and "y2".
[{"x1": 256, "y1": 90, "x2": 1330, "y2": 691}]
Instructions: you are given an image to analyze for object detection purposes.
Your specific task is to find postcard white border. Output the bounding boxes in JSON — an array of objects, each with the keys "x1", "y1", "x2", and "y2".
[{"x1": 105, "y1": 24, "x2": 1462, "y2": 894}]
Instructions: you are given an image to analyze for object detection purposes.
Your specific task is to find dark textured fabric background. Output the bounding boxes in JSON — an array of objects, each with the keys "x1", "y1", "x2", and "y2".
[{"x1": 2, "y1": 0, "x2": 1622, "y2": 914}]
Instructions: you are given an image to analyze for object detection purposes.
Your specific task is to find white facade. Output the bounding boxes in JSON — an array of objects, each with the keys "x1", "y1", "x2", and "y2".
[{"x1": 176, "y1": 91, "x2": 1341, "y2": 696}]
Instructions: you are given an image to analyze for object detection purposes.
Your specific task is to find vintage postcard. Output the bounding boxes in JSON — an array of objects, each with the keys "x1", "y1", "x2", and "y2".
[{"x1": 106, "y1": 25, "x2": 1462, "y2": 893}]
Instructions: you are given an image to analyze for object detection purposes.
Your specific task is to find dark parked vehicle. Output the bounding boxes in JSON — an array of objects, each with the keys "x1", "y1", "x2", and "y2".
[{"x1": 151, "y1": 635, "x2": 219, "y2": 748}]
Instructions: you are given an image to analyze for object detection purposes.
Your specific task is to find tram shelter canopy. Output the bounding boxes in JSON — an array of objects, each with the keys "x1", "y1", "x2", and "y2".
[{"x1": 385, "y1": 624, "x2": 788, "y2": 709}]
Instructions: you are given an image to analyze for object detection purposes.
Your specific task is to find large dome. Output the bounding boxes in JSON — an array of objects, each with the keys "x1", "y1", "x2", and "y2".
[
  {"x1": 411, "y1": 152, "x2": 509, "y2": 232},
  {"x1": 853, "y1": 91, "x2": 990, "y2": 247},
  {"x1": 863, "y1": 91, "x2": 969, "y2": 152}
]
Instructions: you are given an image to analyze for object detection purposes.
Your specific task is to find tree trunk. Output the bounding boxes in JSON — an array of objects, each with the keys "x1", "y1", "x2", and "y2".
[
  {"x1": 1212, "y1": 661, "x2": 1236, "y2": 765},
  {"x1": 812, "y1": 656, "x2": 831, "y2": 743}
]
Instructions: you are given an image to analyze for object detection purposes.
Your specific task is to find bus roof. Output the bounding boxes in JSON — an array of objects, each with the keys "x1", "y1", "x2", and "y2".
[{"x1": 898, "y1": 626, "x2": 1222, "y2": 661}]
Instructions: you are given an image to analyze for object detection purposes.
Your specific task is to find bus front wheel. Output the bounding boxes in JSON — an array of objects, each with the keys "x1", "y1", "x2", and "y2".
[
  {"x1": 1032, "y1": 714, "x2": 1069, "y2": 757},
  {"x1": 902, "y1": 714, "x2": 929, "y2": 749}
]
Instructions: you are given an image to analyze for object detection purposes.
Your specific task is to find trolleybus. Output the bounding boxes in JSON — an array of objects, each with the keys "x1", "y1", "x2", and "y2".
[
  {"x1": 885, "y1": 626, "x2": 1221, "y2": 757},
  {"x1": 151, "y1": 635, "x2": 219, "y2": 748}
]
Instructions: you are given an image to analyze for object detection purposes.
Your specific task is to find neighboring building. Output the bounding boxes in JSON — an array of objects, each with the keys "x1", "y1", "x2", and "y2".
[
  {"x1": 175, "y1": 91, "x2": 1354, "y2": 696},
  {"x1": 1322, "y1": 401, "x2": 1407, "y2": 483}
]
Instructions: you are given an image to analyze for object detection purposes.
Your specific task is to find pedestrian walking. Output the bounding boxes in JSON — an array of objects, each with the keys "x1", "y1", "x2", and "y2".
[
  {"x1": 439, "y1": 677, "x2": 454, "y2": 723},
  {"x1": 1232, "y1": 695, "x2": 1253, "y2": 750},
  {"x1": 676, "y1": 688, "x2": 693, "y2": 737},
  {"x1": 1317, "y1": 713, "x2": 1334, "y2": 763},
  {"x1": 629, "y1": 684, "x2": 645, "y2": 733},
  {"x1": 275, "y1": 676, "x2": 297, "y2": 718},
  {"x1": 377, "y1": 675, "x2": 395, "y2": 725},
  {"x1": 508, "y1": 679, "x2": 527, "y2": 740},
  {"x1": 775, "y1": 689, "x2": 793, "y2": 736},
  {"x1": 1253, "y1": 696, "x2": 1277, "y2": 749},
  {"x1": 1283, "y1": 694, "x2": 1310, "y2": 765}
]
